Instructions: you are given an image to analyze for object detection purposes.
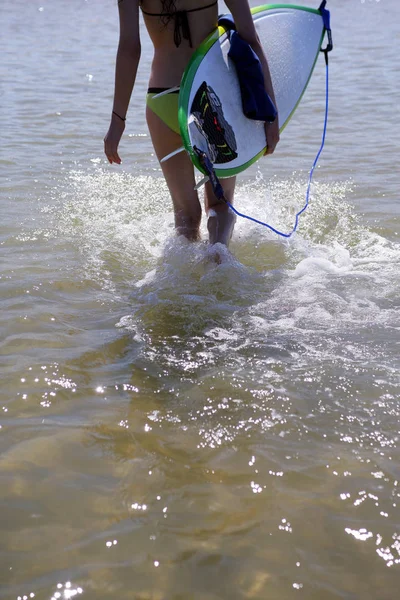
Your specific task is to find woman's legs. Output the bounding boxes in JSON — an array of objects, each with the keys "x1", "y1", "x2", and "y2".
[
  {"x1": 146, "y1": 105, "x2": 237, "y2": 245},
  {"x1": 146, "y1": 106, "x2": 201, "y2": 241}
]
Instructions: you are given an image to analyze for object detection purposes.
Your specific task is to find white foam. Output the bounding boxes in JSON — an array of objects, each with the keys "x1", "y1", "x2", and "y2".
[{"x1": 57, "y1": 169, "x2": 400, "y2": 353}]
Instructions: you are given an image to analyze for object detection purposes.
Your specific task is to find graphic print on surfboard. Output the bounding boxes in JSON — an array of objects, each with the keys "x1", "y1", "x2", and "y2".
[
  {"x1": 179, "y1": 4, "x2": 327, "y2": 178},
  {"x1": 190, "y1": 82, "x2": 238, "y2": 164}
]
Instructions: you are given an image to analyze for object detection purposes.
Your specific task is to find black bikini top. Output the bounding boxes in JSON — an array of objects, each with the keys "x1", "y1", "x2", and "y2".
[{"x1": 141, "y1": 0, "x2": 218, "y2": 48}]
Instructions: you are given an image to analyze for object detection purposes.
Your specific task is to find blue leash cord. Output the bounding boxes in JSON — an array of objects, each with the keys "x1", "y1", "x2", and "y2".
[{"x1": 226, "y1": 58, "x2": 329, "y2": 238}]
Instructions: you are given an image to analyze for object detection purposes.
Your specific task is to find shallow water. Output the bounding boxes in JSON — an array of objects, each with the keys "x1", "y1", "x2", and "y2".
[{"x1": 1, "y1": 1, "x2": 400, "y2": 599}]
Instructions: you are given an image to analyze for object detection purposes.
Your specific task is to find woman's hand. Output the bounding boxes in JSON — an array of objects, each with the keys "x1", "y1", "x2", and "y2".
[
  {"x1": 264, "y1": 117, "x2": 280, "y2": 155},
  {"x1": 104, "y1": 116, "x2": 125, "y2": 164}
]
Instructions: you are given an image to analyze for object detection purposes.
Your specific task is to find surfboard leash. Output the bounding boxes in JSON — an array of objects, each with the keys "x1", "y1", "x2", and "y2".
[{"x1": 195, "y1": 2, "x2": 333, "y2": 239}]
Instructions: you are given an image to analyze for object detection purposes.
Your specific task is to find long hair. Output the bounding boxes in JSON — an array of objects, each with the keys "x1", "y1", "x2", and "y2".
[
  {"x1": 160, "y1": 0, "x2": 177, "y2": 25},
  {"x1": 161, "y1": 0, "x2": 177, "y2": 12}
]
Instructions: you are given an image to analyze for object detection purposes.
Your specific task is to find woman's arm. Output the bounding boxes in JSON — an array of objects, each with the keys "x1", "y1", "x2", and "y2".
[
  {"x1": 224, "y1": 0, "x2": 280, "y2": 155},
  {"x1": 104, "y1": 0, "x2": 141, "y2": 164}
]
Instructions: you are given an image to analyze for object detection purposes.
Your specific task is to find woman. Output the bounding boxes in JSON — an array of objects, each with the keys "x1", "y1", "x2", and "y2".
[{"x1": 104, "y1": 0, "x2": 279, "y2": 246}]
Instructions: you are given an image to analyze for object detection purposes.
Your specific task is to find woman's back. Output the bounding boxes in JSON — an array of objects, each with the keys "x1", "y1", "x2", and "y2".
[{"x1": 141, "y1": 0, "x2": 219, "y2": 86}]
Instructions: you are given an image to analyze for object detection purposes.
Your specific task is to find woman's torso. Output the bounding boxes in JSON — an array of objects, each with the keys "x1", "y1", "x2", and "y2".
[{"x1": 141, "y1": 0, "x2": 219, "y2": 87}]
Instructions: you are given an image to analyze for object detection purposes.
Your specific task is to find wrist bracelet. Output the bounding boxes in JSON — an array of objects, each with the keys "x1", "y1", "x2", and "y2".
[{"x1": 113, "y1": 110, "x2": 126, "y2": 122}]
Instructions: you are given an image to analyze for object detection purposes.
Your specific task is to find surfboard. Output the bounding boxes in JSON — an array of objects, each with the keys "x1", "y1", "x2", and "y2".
[{"x1": 178, "y1": 4, "x2": 327, "y2": 178}]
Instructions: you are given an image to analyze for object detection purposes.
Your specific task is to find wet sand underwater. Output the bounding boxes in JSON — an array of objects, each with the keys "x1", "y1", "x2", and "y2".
[{"x1": 1, "y1": 1, "x2": 400, "y2": 599}]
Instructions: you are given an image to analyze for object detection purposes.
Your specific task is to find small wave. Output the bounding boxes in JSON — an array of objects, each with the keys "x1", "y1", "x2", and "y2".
[{"x1": 56, "y1": 168, "x2": 399, "y2": 358}]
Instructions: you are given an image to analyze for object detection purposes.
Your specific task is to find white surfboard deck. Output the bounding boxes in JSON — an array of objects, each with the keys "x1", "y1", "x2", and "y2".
[{"x1": 178, "y1": 5, "x2": 326, "y2": 178}]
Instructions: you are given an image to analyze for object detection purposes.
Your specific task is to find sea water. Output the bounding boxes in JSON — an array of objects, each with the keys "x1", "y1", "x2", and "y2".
[{"x1": 1, "y1": 1, "x2": 399, "y2": 599}]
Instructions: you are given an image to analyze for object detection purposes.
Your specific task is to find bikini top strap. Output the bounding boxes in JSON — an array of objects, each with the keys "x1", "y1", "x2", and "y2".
[
  {"x1": 141, "y1": 1, "x2": 218, "y2": 47},
  {"x1": 183, "y1": 1, "x2": 218, "y2": 15},
  {"x1": 141, "y1": 1, "x2": 217, "y2": 17},
  {"x1": 174, "y1": 11, "x2": 192, "y2": 47}
]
